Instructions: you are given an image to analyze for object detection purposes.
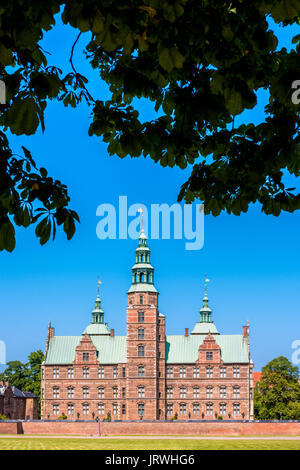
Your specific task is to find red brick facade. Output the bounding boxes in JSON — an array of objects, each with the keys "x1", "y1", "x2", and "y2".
[{"x1": 41, "y1": 235, "x2": 254, "y2": 421}]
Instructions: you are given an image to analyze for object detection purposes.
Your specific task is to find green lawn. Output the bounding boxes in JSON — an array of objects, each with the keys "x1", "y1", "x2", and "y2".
[{"x1": 0, "y1": 438, "x2": 299, "y2": 450}]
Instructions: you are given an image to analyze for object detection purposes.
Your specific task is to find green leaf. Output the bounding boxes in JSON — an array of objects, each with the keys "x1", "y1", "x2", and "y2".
[
  {"x1": 0, "y1": 220, "x2": 16, "y2": 252},
  {"x1": 7, "y1": 98, "x2": 40, "y2": 135},
  {"x1": 224, "y1": 88, "x2": 243, "y2": 115}
]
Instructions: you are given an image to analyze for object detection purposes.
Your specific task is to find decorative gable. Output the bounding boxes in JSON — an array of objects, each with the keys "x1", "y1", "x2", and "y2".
[
  {"x1": 197, "y1": 332, "x2": 221, "y2": 363},
  {"x1": 73, "y1": 334, "x2": 98, "y2": 365}
]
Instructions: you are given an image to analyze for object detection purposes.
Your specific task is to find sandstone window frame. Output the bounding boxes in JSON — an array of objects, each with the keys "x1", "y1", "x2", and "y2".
[
  {"x1": 98, "y1": 387, "x2": 105, "y2": 399},
  {"x1": 82, "y1": 402, "x2": 89, "y2": 416},
  {"x1": 52, "y1": 403, "x2": 59, "y2": 415},
  {"x1": 206, "y1": 402, "x2": 213, "y2": 416},
  {"x1": 82, "y1": 386, "x2": 90, "y2": 399},
  {"x1": 206, "y1": 386, "x2": 213, "y2": 399},
  {"x1": 52, "y1": 386, "x2": 60, "y2": 399},
  {"x1": 193, "y1": 367, "x2": 200, "y2": 378},
  {"x1": 82, "y1": 366, "x2": 89, "y2": 379},
  {"x1": 68, "y1": 367, "x2": 74, "y2": 379},
  {"x1": 233, "y1": 402, "x2": 240, "y2": 416},
  {"x1": 138, "y1": 386, "x2": 145, "y2": 398},
  {"x1": 138, "y1": 344, "x2": 145, "y2": 357},
  {"x1": 67, "y1": 386, "x2": 74, "y2": 399},
  {"x1": 98, "y1": 403, "x2": 105, "y2": 415},
  {"x1": 206, "y1": 351, "x2": 213, "y2": 361},
  {"x1": 138, "y1": 311, "x2": 144, "y2": 323},
  {"x1": 67, "y1": 403, "x2": 74, "y2": 415},
  {"x1": 98, "y1": 367, "x2": 104, "y2": 379},
  {"x1": 193, "y1": 386, "x2": 199, "y2": 399},
  {"x1": 138, "y1": 327, "x2": 145, "y2": 340},
  {"x1": 219, "y1": 402, "x2": 227, "y2": 415},
  {"x1": 138, "y1": 365, "x2": 145, "y2": 377},
  {"x1": 82, "y1": 352, "x2": 89, "y2": 361},
  {"x1": 179, "y1": 402, "x2": 186, "y2": 415},
  {"x1": 193, "y1": 402, "x2": 200, "y2": 415}
]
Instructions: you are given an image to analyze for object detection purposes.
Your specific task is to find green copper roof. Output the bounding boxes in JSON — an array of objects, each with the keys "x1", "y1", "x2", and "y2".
[
  {"x1": 127, "y1": 283, "x2": 158, "y2": 293},
  {"x1": 83, "y1": 323, "x2": 110, "y2": 335},
  {"x1": 45, "y1": 335, "x2": 126, "y2": 365},
  {"x1": 191, "y1": 322, "x2": 219, "y2": 335},
  {"x1": 45, "y1": 332, "x2": 248, "y2": 365},
  {"x1": 165, "y1": 334, "x2": 249, "y2": 364}
]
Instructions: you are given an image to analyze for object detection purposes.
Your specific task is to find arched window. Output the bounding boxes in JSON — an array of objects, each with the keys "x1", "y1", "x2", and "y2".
[
  {"x1": 138, "y1": 386, "x2": 145, "y2": 398},
  {"x1": 138, "y1": 365, "x2": 145, "y2": 376}
]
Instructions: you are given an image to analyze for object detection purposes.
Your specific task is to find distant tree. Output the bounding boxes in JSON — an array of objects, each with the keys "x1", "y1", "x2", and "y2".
[
  {"x1": 0, "y1": 349, "x2": 44, "y2": 417},
  {"x1": 254, "y1": 356, "x2": 300, "y2": 420},
  {"x1": 1, "y1": 1, "x2": 300, "y2": 252}
]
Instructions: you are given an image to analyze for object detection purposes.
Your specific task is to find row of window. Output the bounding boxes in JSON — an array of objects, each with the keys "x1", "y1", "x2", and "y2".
[
  {"x1": 47, "y1": 365, "x2": 246, "y2": 380},
  {"x1": 51, "y1": 402, "x2": 242, "y2": 417},
  {"x1": 48, "y1": 385, "x2": 242, "y2": 400},
  {"x1": 166, "y1": 366, "x2": 241, "y2": 378},
  {"x1": 167, "y1": 402, "x2": 241, "y2": 416},
  {"x1": 49, "y1": 366, "x2": 124, "y2": 380},
  {"x1": 167, "y1": 386, "x2": 241, "y2": 399}
]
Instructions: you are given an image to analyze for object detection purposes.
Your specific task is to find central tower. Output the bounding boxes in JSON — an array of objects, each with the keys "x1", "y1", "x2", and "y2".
[{"x1": 126, "y1": 230, "x2": 166, "y2": 420}]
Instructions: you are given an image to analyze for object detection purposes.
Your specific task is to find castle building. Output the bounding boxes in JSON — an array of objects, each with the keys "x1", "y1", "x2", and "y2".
[
  {"x1": 0, "y1": 382, "x2": 38, "y2": 420},
  {"x1": 41, "y1": 232, "x2": 254, "y2": 420}
]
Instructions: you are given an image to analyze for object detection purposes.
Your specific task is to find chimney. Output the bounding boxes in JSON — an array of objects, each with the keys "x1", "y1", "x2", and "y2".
[
  {"x1": 185, "y1": 328, "x2": 189, "y2": 337},
  {"x1": 110, "y1": 328, "x2": 115, "y2": 337},
  {"x1": 243, "y1": 325, "x2": 249, "y2": 339}
]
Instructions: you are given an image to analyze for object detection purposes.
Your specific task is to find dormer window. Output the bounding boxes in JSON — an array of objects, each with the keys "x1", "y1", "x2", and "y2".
[
  {"x1": 83, "y1": 352, "x2": 89, "y2": 361},
  {"x1": 206, "y1": 351, "x2": 213, "y2": 361}
]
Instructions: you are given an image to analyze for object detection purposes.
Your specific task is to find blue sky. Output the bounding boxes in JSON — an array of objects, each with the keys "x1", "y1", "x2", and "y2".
[{"x1": 0, "y1": 16, "x2": 299, "y2": 372}]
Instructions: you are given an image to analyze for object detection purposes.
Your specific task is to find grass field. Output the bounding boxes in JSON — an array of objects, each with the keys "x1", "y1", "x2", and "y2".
[{"x1": 0, "y1": 438, "x2": 299, "y2": 450}]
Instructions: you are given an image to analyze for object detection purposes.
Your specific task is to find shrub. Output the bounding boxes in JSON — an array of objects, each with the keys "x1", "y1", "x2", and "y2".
[
  {"x1": 0, "y1": 414, "x2": 8, "y2": 420},
  {"x1": 57, "y1": 413, "x2": 67, "y2": 420}
]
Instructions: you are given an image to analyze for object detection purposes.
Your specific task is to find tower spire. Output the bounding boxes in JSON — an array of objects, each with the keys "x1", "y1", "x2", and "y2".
[
  {"x1": 92, "y1": 279, "x2": 104, "y2": 324},
  {"x1": 200, "y1": 276, "x2": 212, "y2": 323},
  {"x1": 127, "y1": 226, "x2": 158, "y2": 294}
]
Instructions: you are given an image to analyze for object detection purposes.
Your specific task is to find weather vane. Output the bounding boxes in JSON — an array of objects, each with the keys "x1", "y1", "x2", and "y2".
[
  {"x1": 97, "y1": 276, "x2": 102, "y2": 296},
  {"x1": 204, "y1": 274, "x2": 210, "y2": 296},
  {"x1": 138, "y1": 207, "x2": 144, "y2": 231}
]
